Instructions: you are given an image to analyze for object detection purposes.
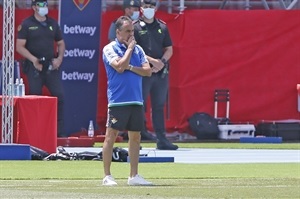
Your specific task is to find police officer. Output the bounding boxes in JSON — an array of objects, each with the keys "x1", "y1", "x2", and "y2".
[
  {"x1": 16, "y1": 0, "x2": 66, "y2": 137},
  {"x1": 134, "y1": 0, "x2": 178, "y2": 150},
  {"x1": 108, "y1": 0, "x2": 141, "y2": 42}
]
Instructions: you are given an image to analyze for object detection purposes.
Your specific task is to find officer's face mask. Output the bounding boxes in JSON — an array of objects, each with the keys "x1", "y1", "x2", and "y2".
[
  {"x1": 131, "y1": 11, "x2": 140, "y2": 20},
  {"x1": 37, "y1": 7, "x2": 48, "y2": 17},
  {"x1": 142, "y1": 8, "x2": 155, "y2": 20}
]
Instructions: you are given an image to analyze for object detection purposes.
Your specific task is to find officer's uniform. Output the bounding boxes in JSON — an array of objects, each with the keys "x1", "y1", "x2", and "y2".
[
  {"x1": 18, "y1": 15, "x2": 62, "y2": 61},
  {"x1": 134, "y1": 18, "x2": 172, "y2": 71},
  {"x1": 134, "y1": 17, "x2": 173, "y2": 139},
  {"x1": 17, "y1": 15, "x2": 65, "y2": 137}
]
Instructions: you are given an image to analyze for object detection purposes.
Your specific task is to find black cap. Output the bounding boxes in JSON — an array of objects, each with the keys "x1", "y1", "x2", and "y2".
[
  {"x1": 32, "y1": 0, "x2": 47, "y2": 5},
  {"x1": 123, "y1": 0, "x2": 141, "y2": 8},
  {"x1": 141, "y1": 0, "x2": 157, "y2": 6}
]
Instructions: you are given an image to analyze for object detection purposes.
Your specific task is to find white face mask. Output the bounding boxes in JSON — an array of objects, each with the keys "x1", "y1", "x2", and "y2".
[
  {"x1": 131, "y1": 11, "x2": 140, "y2": 20},
  {"x1": 38, "y1": 7, "x2": 48, "y2": 17},
  {"x1": 143, "y1": 8, "x2": 155, "y2": 20}
]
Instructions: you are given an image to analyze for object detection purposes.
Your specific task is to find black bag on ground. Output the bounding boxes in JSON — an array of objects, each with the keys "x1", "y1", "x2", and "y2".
[
  {"x1": 44, "y1": 146, "x2": 102, "y2": 161},
  {"x1": 256, "y1": 122, "x2": 300, "y2": 141},
  {"x1": 112, "y1": 147, "x2": 128, "y2": 162},
  {"x1": 98, "y1": 147, "x2": 128, "y2": 162},
  {"x1": 188, "y1": 112, "x2": 220, "y2": 140}
]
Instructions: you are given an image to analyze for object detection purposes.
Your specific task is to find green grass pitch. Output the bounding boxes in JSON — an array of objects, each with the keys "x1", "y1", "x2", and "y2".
[{"x1": 0, "y1": 142, "x2": 299, "y2": 198}]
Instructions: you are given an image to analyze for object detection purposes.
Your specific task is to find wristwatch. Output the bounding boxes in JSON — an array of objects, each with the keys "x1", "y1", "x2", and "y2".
[{"x1": 161, "y1": 58, "x2": 167, "y2": 66}]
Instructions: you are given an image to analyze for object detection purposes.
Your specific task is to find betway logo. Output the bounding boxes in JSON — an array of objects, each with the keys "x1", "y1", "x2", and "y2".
[
  {"x1": 62, "y1": 71, "x2": 94, "y2": 82},
  {"x1": 64, "y1": 25, "x2": 96, "y2": 36},
  {"x1": 64, "y1": 48, "x2": 95, "y2": 59}
]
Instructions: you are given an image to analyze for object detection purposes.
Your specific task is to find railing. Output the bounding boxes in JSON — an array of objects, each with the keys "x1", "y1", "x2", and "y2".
[
  {"x1": 102, "y1": 0, "x2": 300, "y2": 12},
  {"x1": 2, "y1": 0, "x2": 299, "y2": 11},
  {"x1": 0, "y1": 0, "x2": 58, "y2": 9}
]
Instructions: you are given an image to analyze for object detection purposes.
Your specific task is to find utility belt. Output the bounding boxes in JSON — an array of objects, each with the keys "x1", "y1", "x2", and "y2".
[
  {"x1": 23, "y1": 57, "x2": 54, "y2": 74},
  {"x1": 38, "y1": 57, "x2": 54, "y2": 71}
]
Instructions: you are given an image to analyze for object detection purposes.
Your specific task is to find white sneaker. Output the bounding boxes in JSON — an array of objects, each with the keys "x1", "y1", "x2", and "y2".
[
  {"x1": 102, "y1": 175, "x2": 117, "y2": 186},
  {"x1": 127, "y1": 174, "x2": 152, "y2": 186}
]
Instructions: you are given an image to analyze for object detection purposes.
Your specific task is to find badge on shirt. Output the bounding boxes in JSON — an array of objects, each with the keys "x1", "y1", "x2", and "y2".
[{"x1": 139, "y1": 21, "x2": 146, "y2": 27}]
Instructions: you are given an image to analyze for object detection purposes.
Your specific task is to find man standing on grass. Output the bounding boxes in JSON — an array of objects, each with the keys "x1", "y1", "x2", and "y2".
[{"x1": 102, "y1": 16, "x2": 152, "y2": 186}]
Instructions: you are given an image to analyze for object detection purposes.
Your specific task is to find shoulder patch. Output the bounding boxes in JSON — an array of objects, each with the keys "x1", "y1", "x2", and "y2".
[
  {"x1": 17, "y1": 25, "x2": 22, "y2": 31},
  {"x1": 158, "y1": 19, "x2": 166, "y2": 24}
]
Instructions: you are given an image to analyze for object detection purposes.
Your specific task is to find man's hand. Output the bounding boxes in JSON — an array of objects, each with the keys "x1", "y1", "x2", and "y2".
[
  {"x1": 52, "y1": 58, "x2": 63, "y2": 70},
  {"x1": 125, "y1": 36, "x2": 136, "y2": 50},
  {"x1": 151, "y1": 59, "x2": 165, "y2": 73},
  {"x1": 32, "y1": 58, "x2": 43, "y2": 71}
]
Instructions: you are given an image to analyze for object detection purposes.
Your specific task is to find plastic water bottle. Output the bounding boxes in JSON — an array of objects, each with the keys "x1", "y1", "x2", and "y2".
[
  {"x1": 88, "y1": 120, "x2": 94, "y2": 137},
  {"x1": 8, "y1": 78, "x2": 13, "y2": 96},
  {"x1": 19, "y1": 78, "x2": 25, "y2": 97},
  {"x1": 14, "y1": 78, "x2": 19, "y2": 96}
]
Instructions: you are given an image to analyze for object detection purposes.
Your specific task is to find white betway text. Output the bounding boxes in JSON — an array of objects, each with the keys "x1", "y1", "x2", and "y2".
[
  {"x1": 62, "y1": 71, "x2": 94, "y2": 82},
  {"x1": 64, "y1": 49, "x2": 95, "y2": 59},
  {"x1": 64, "y1": 25, "x2": 97, "y2": 36}
]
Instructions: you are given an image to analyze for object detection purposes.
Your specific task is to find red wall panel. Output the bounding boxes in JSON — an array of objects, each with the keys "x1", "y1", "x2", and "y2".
[{"x1": 100, "y1": 10, "x2": 300, "y2": 134}]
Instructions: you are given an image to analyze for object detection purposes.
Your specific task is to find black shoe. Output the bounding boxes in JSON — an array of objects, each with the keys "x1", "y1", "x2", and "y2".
[
  {"x1": 156, "y1": 139, "x2": 178, "y2": 150},
  {"x1": 141, "y1": 131, "x2": 156, "y2": 141}
]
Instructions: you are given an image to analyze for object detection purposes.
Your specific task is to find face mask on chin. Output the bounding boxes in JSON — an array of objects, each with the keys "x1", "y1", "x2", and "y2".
[
  {"x1": 142, "y1": 8, "x2": 155, "y2": 20},
  {"x1": 37, "y1": 7, "x2": 48, "y2": 17},
  {"x1": 130, "y1": 11, "x2": 140, "y2": 20}
]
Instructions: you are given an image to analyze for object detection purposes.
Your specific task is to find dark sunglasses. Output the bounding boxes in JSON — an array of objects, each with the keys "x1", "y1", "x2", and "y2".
[{"x1": 36, "y1": 2, "x2": 48, "y2": 7}]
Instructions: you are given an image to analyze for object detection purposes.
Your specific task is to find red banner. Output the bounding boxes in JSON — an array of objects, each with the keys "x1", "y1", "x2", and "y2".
[
  {"x1": 98, "y1": 10, "x2": 300, "y2": 134},
  {"x1": 1, "y1": 9, "x2": 299, "y2": 135}
]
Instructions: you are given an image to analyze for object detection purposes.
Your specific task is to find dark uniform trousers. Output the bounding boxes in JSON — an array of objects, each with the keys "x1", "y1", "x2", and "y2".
[
  {"x1": 26, "y1": 63, "x2": 65, "y2": 137},
  {"x1": 142, "y1": 72, "x2": 169, "y2": 137}
]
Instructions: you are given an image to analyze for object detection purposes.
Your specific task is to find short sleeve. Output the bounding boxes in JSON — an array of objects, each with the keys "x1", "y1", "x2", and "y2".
[
  {"x1": 17, "y1": 21, "x2": 28, "y2": 40},
  {"x1": 103, "y1": 43, "x2": 119, "y2": 65}
]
